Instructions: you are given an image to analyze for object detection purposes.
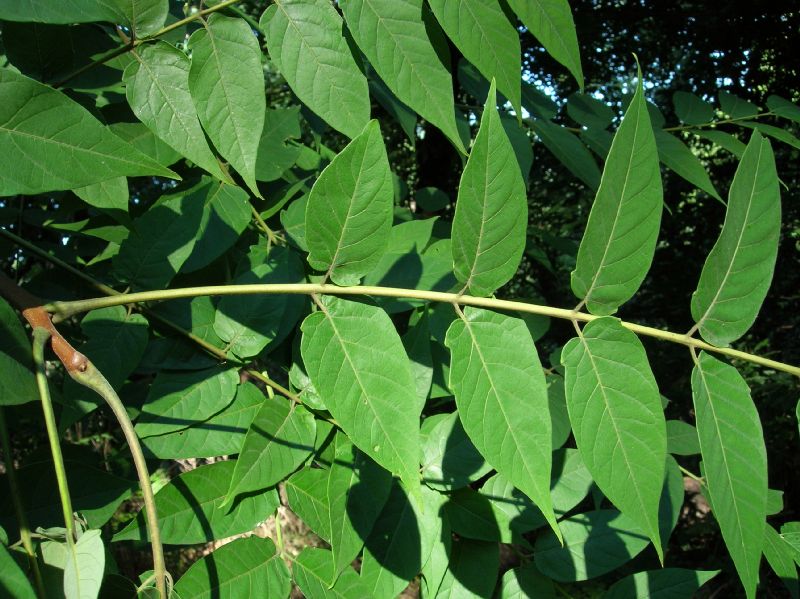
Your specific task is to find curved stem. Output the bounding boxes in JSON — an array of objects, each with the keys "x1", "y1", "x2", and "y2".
[
  {"x1": 67, "y1": 363, "x2": 167, "y2": 599},
  {"x1": 44, "y1": 284, "x2": 800, "y2": 377}
]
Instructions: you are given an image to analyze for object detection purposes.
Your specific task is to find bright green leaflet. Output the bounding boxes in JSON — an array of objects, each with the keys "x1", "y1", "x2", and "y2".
[
  {"x1": 134, "y1": 367, "x2": 239, "y2": 438},
  {"x1": 124, "y1": 42, "x2": 229, "y2": 182},
  {"x1": 173, "y1": 537, "x2": 291, "y2": 599},
  {"x1": 605, "y1": 568, "x2": 719, "y2": 599},
  {"x1": 436, "y1": 538, "x2": 499, "y2": 598},
  {"x1": 0, "y1": 297, "x2": 37, "y2": 406},
  {"x1": 0, "y1": 68, "x2": 176, "y2": 195},
  {"x1": 300, "y1": 297, "x2": 422, "y2": 497},
  {"x1": 260, "y1": 0, "x2": 370, "y2": 138},
  {"x1": 141, "y1": 381, "x2": 262, "y2": 459},
  {"x1": 223, "y1": 400, "x2": 315, "y2": 505},
  {"x1": 0, "y1": 544, "x2": 36, "y2": 599},
  {"x1": 531, "y1": 119, "x2": 601, "y2": 189},
  {"x1": 114, "y1": 461, "x2": 279, "y2": 544},
  {"x1": 420, "y1": 412, "x2": 491, "y2": 491},
  {"x1": 506, "y1": 0, "x2": 583, "y2": 88},
  {"x1": 763, "y1": 524, "x2": 800, "y2": 598},
  {"x1": 112, "y1": 190, "x2": 205, "y2": 290},
  {"x1": 690, "y1": 132, "x2": 781, "y2": 346},
  {"x1": 188, "y1": 13, "x2": 265, "y2": 196},
  {"x1": 452, "y1": 82, "x2": 527, "y2": 297},
  {"x1": 562, "y1": 317, "x2": 666, "y2": 560},
  {"x1": 304, "y1": 120, "x2": 393, "y2": 286},
  {"x1": 445, "y1": 308, "x2": 559, "y2": 539},
  {"x1": 427, "y1": 0, "x2": 521, "y2": 115},
  {"x1": 535, "y1": 509, "x2": 650, "y2": 582},
  {"x1": 285, "y1": 436, "x2": 392, "y2": 583},
  {"x1": 498, "y1": 563, "x2": 554, "y2": 599},
  {"x1": 339, "y1": 0, "x2": 465, "y2": 154},
  {"x1": 654, "y1": 129, "x2": 722, "y2": 201},
  {"x1": 571, "y1": 68, "x2": 662, "y2": 315},
  {"x1": 63, "y1": 529, "x2": 104, "y2": 599},
  {"x1": 293, "y1": 548, "x2": 370, "y2": 599},
  {"x1": 673, "y1": 91, "x2": 714, "y2": 125},
  {"x1": 691, "y1": 352, "x2": 768, "y2": 599}
]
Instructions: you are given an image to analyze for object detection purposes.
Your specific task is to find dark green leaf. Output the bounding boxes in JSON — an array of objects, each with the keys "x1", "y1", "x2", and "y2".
[
  {"x1": 739, "y1": 121, "x2": 800, "y2": 150},
  {"x1": 255, "y1": 107, "x2": 303, "y2": 181},
  {"x1": 73, "y1": 177, "x2": 129, "y2": 220},
  {"x1": 0, "y1": 297, "x2": 37, "y2": 406},
  {"x1": 0, "y1": 544, "x2": 36, "y2": 599},
  {"x1": 368, "y1": 73, "x2": 417, "y2": 145},
  {"x1": 763, "y1": 524, "x2": 800, "y2": 598},
  {"x1": 436, "y1": 538, "x2": 499, "y2": 598},
  {"x1": 420, "y1": 412, "x2": 491, "y2": 491},
  {"x1": 567, "y1": 92, "x2": 614, "y2": 129},
  {"x1": 532, "y1": 119, "x2": 601, "y2": 189},
  {"x1": 719, "y1": 91, "x2": 759, "y2": 119},
  {"x1": 673, "y1": 91, "x2": 714, "y2": 125},
  {"x1": 696, "y1": 130, "x2": 746, "y2": 158},
  {"x1": 498, "y1": 563, "x2": 554, "y2": 599},
  {"x1": 767, "y1": 94, "x2": 800, "y2": 124},
  {"x1": 654, "y1": 130, "x2": 721, "y2": 200},
  {"x1": 666, "y1": 420, "x2": 701, "y2": 456},
  {"x1": 293, "y1": 547, "x2": 370, "y2": 599},
  {"x1": 605, "y1": 568, "x2": 719, "y2": 599}
]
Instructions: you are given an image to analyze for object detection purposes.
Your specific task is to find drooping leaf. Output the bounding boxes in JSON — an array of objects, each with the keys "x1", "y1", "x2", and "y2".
[
  {"x1": 223, "y1": 400, "x2": 316, "y2": 504},
  {"x1": 114, "y1": 461, "x2": 279, "y2": 544},
  {"x1": 368, "y1": 70, "x2": 418, "y2": 145},
  {"x1": 562, "y1": 317, "x2": 666, "y2": 559},
  {"x1": 673, "y1": 91, "x2": 714, "y2": 125},
  {"x1": 63, "y1": 529, "x2": 104, "y2": 599},
  {"x1": 522, "y1": 81, "x2": 559, "y2": 119},
  {"x1": 697, "y1": 130, "x2": 746, "y2": 158},
  {"x1": 428, "y1": 0, "x2": 521, "y2": 114},
  {"x1": 420, "y1": 412, "x2": 491, "y2": 492},
  {"x1": 141, "y1": 381, "x2": 263, "y2": 459},
  {"x1": 124, "y1": 41, "x2": 229, "y2": 181},
  {"x1": 738, "y1": 121, "x2": 800, "y2": 150},
  {"x1": 340, "y1": 0, "x2": 465, "y2": 153},
  {"x1": 0, "y1": 544, "x2": 37, "y2": 599},
  {"x1": 0, "y1": 297, "x2": 37, "y2": 406},
  {"x1": 293, "y1": 548, "x2": 370, "y2": 599},
  {"x1": 134, "y1": 367, "x2": 239, "y2": 438},
  {"x1": 0, "y1": 69, "x2": 176, "y2": 195},
  {"x1": 188, "y1": 13, "x2": 265, "y2": 195},
  {"x1": 654, "y1": 129, "x2": 721, "y2": 200},
  {"x1": 506, "y1": 0, "x2": 583, "y2": 88},
  {"x1": 571, "y1": 68, "x2": 662, "y2": 315},
  {"x1": 531, "y1": 119, "x2": 601, "y2": 189},
  {"x1": 304, "y1": 120, "x2": 393, "y2": 285},
  {"x1": 445, "y1": 308, "x2": 558, "y2": 538},
  {"x1": 300, "y1": 297, "x2": 422, "y2": 496},
  {"x1": 567, "y1": 92, "x2": 614, "y2": 129},
  {"x1": 691, "y1": 352, "x2": 768, "y2": 599},
  {"x1": 260, "y1": 0, "x2": 370, "y2": 138},
  {"x1": 452, "y1": 81, "x2": 527, "y2": 296},
  {"x1": 690, "y1": 132, "x2": 781, "y2": 346},
  {"x1": 605, "y1": 568, "x2": 720, "y2": 599},
  {"x1": 173, "y1": 536, "x2": 291, "y2": 599},
  {"x1": 498, "y1": 562, "x2": 554, "y2": 599},
  {"x1": 763, "y1": 524, "x2": 800, "y2": 598}
]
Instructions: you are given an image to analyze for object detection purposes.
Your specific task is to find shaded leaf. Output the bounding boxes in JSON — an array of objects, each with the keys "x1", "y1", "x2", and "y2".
[
  {"x1": 255, "y1": 107, "x2": 303, "y2": 181},
  {"x1": 696, "y1": 130, "x2": 746, "y2": 158},
  {"x1": 420, "y1": 412, "x2": 491, "y2": 492},
  {"x1": 498, "y1": 562, "x2": 554, "y2": 599},
  {"x1": 767, "y1": 94, "x2": 800, "y2": 124},
  {"x1": 719, "y1": 91, "x2": 759, "y2": 119},
  {"x1": 605, "y1": 568, "x2": 719, "y2": 599},
  {"x1": 666, "y1": 420, "x2": 700, "y2": 456},
  {"x1": 0, "y1": 544, "x2": 36, "y2": 599},
  {"x1": 0, "y1": 297, "x2": 37, "y2": 406},
  {"x1": 567, "y1": 92, "x2": 614, "y2": 129},
  {"x1": 436, "y1": 538, "x2": 499, "y2": 598},
  {"x1": 64, "y1": 530, "x2": 104, "y2": 599},
  {"x1": 763, "y1": 524, "x2": 800, "y2": 598},
  {"x1": 654, "y1": 130, "x2": 721, "y2": 200},
  {"x1": 531, "y1": 119, "x2": 601, "y2": 189},
  {"x1": 293, "y1": 548, "x2": 370, "y2": 599},
  {"x1": 673, "y1": 91, "x2": 714, "y2": 125}
]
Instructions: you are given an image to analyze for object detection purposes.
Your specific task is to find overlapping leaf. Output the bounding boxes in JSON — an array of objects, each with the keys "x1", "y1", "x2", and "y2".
[
  {"x1": 562, "y1": 317, "x2": 666, "y2": 559},
  {"x1": 571, "y1": 68, "x2": 662, "y2": 315},
  {"x1": 532, "y1": 119, "x2": 601, "y2": 189},
  {"x1": 690, "y1": 132, "x2": 781, "y2": 346},
  {"x1": 300, "y1": 296, "x2": 422, "y2": 499},
  {"x1": 340, "y1": 0, "x2": 465, "y2": 153},
  {"x1": 605, "y1": 568, "x2": 719, "y2": 599},
  {"x1": 691, "y1": 352, "x2": 768, "y2": 599},
  {"x1": 0, "y1": 297, "x2": 37, "y2": 406},
  {"x1": 63, "y1": 529, "x2": 104, "y2": 599},
  {"x1": 261, "y1": 0, "x2": 370, "y2": 138},
  {"x1": 445, "y1": 308, "x2": 559, "y2": 538},
  {"x1": 293, "y1": 548, "x2": 370, "y2": 598},
  {"x1": 305, "y1": 120, "x2": 393, "y2": 285},
  {"x1": 188, "y1": 14, "x2": 265, "y2": 195},
  {"x1": 654, "y1": 129, "x2": 721, "y2": 200},
  {"x1": 452, "y1": 81, "x2": 527, "y2": 297}
]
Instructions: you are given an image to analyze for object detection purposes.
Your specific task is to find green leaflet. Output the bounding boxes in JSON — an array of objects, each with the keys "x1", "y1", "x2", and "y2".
[
  {"x1": 445, "y1": 486, "x2": 515, "y2": 543},
  {"x1": 300, "y1": 296, "x2": 422, "y2": 502},
  {"x1": 562, "y1": 317, "x2": 666, "y2": 560},
  {"x1": 112, "y1": 190, "x2": 205, "y2": 290},
  {"x1": 506, "y1": 0, "x2": 583, "y2": 89},
  {"x1": 697, "y1": 130, "x2": 746, "y2": 159},
  {"x1": 719, "y1": 91, "x2": 759, "y2": 119},
  {"x1": 571, "y1": 69, "x2": 663, "y2": 315},
  {"x1": 420, "y1": 412, "x2": 491, "y2": 491},
  {"x1": 666, "y1": 419, "x2": 701, "y2": 455},
  {"x1": 691, "y1": 352, "x2": 768, "y2": 599},
  {"x1": 255, "y1": 107, "x2": 303, "y2": 181},
  {"x1": 141, "y1": 381, "x2": 262, "y2": 459},
  {"x1": 763, "y1": 524, "x2": 800, "y2": 598},
  {"x1": 654, "y1": 129, "x2": 721, "y2": 201},
  {"x1": 173, "y1": 537, "x2": 291, "y2": 599},
  {"x1": 285, "y1": 437, "x2": 392, "y2": 584},
  {"x1": 304, "y1": 120, "x2": 393, "y2": 285},
  {"x1": 124, "y1": 42, "x2": 229, "y2": 182},
  {"x1": 498, "y1": 563, "x2": 554, "y2": 599},
  {"x1": 340, "y1": 0, "x2": 465, "y2": 154},
  {"x1": 260, "y1": 0, "x2": 370, "y2": 138},
  {"x1": 188, "y1": 14, "x2": 265, "y2": 196},
  {"x1": 768, "y1": 94, "x2": 800, "y2": 124},
  {"x1": 739, "y1": 121, "x2": 800, "y2": 150},
  {"x1": 605, "y1": 568, "x2": 719, "y2": 599},
  {"x1": 74, "y1": 176, "x2": 129, "y2": 220},
  {"x1": 531, "y1": 119, "x2": 601, "y2": 189},
  {"x1": 213, "y1": 247, "x2": 306, "y2": 358},
  {"x1": 0, "y1": 297, "x2": 37, "y2": 406},
  {"x1": 452, "y1": 82, "x2": 527, "y2": 297},
  {"x1": 114, "y1": 461, "x2": 279, "y2": 544},
  {"x1": 134, "y1": 367, "x2": 239, "y2": 438},
  {"x1": 293, "y1": 548, "x2": 371, "y2": 598},
  {"x1": 0, "y1": 68, "x2": 176, "y2": 195},
  {"x1": 437, "y1": 538, "x2": 499, "y2": 598},
  {"x1": 673, "y1": 91, "x2": 714, "y2": 125},
  {"x1": 0, "y1": 544, "x2": 36, "y2": 599},
  {"x1": 690, "y1": 132, "x2": 781, "y2": 346},
  {"x1": 427, "y1": 0, "x2": 521, "y2": 115},
  {"x1": 369, "y1": 72, "x2": 418, "y2": 145},
  {"x1": 223, "y1": 400, "x2": 316, "y2": 505},
  {"x1": 445, "y1": 308, "x2": 559, "y2": 539},
  {"x1": 567, "y1": 92, "x2": 614, "y2": 129},
  {"x1": 63, "y1": 529, "x2": 104, "y2": 599}
]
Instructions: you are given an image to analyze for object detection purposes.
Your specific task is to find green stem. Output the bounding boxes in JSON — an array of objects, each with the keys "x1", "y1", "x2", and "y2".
[
  {"x1": 0, "y1": 408, "x2": 46, "y2": 599},
  {"x1": 662, "y1": 111, "x2": 776, "y2": 132},
  {"x1": 679, "y1": 465, "x2": 705, "y2": 484},
  {"x1": 44, "y1": 284, "x2": 800, "y2": 377},
  {"x1": 67, "y1": 362, "x2": 167, "y2": 599},
  {"x1": 31, "y1": 328, "x2": 76, "y2": 541}
]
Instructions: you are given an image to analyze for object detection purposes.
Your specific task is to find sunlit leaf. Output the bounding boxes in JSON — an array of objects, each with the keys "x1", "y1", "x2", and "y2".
[
  {"x1": 293, "y1": 548, "x2": 370, "y2": 598},
  {"x1": 64, "y1": 529, "x2": 104, "y2": 599}
]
